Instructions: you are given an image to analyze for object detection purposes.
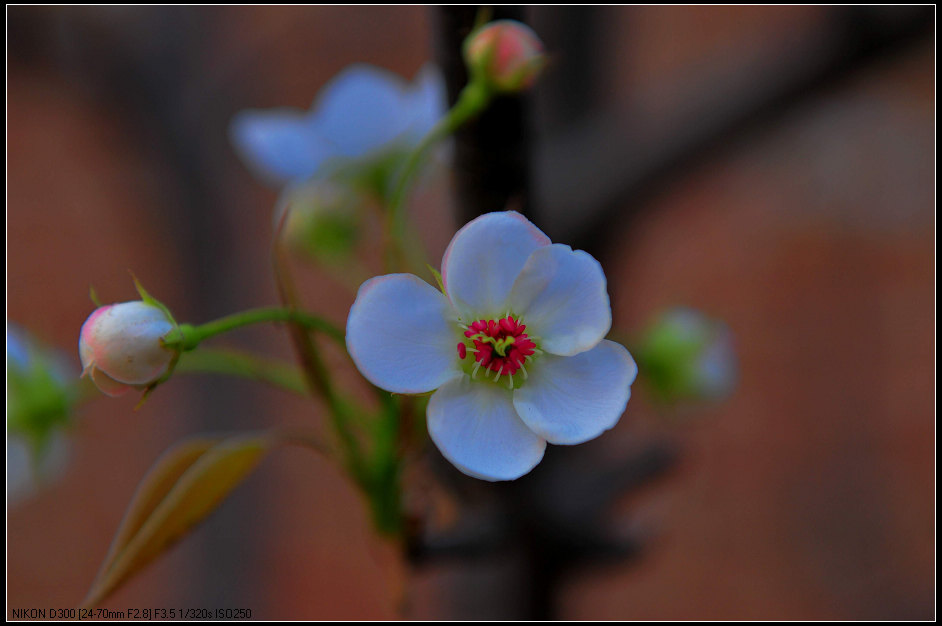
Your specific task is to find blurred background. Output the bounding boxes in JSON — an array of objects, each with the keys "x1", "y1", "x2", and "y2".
[{"x1": 6, "y1": 6, "x2": 934, "y2": 620}]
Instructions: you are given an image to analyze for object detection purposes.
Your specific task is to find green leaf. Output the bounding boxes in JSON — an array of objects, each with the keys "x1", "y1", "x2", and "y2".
[{"x1": 81, "y1": 434, "x2": 273, "y2": 608}]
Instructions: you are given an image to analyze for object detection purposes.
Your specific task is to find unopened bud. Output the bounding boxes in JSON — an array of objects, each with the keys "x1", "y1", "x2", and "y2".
[
  {"x1": 464, "y1": 20, "x2": 546, "y2": 93},
  {"x1": 78, "y1": 301, "x2": 176, "y2": 397},
  {"x1": 275, "y1": 179, "x2": 365, "y2": 262},
  {"x1": 639, "y1": 308, "x2": 737, "y2": 404}
]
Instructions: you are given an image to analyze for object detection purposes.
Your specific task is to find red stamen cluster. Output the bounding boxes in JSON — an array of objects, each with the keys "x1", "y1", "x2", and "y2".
[{"x1": 459, "y1": 316, "x2": 536, "y2": 376}]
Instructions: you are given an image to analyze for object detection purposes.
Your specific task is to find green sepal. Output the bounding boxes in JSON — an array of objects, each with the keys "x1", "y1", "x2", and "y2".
[
  {"x1": 128, "y1": 272, "x2": 183, "y2": 404},
  {"x1": 129, "y1": 272, "x2": 177, "y2": 328},
  {"x1": 89, "y1": 286, "x2": 102, "y2": 308},
  {"x1": 427, "y1": 264, "x2": 445, "y2": 294}
]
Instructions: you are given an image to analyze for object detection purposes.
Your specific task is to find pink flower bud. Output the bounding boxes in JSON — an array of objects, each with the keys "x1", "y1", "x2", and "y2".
[
  {"x1": 78, "y1": 301, "x2": 176, "y2": 397},
  {"x1": 464, "y1": 20, "x2": 546, "y2": 93}
]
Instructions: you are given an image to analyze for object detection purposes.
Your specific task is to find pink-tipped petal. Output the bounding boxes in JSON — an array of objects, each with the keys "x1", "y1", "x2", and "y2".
[{"x1": 89, "y1": 302, "x2": 175, "y2": 384}]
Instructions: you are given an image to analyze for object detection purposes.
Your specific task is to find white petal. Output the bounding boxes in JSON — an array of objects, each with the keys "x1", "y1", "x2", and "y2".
[
  {"x1": 442, "y1": 211, "x2": 551, "y2": 317},
  {"x1": 313, "y1": 65, "x2": 413, "y2": 158},
  {"x1": 7, "y1": 325, "x2": 31, "y2": 369},
  {"x1": 7, "y1": 437, "x2": 36, "y2": 504},
  {"x1": 89, "y1": 367, "x2": 132, "y2": 397},
  {"x1": 428, "y1": 378, "x2": 546, "y2": 481},
  {"x1": 694, "y1": 327, "x2": 737, "y2": 399},
  {"x1": 346, "y1": 274, "x2": 460, "y2": 394},
  {"x1": 229, "y1": 110, "x2": 331, "y2": 184},
  {"x1": 508, "y1": 244, "x2": 612, "y2": 356},
  {"x1": 8, "y1": 433, "x2": 71, "y2": 506},
  {"x1": 513, "y1": 340, "x2": 637, "y2": 445}
]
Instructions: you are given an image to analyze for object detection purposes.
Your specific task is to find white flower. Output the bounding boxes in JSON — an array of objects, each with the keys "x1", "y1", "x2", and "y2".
[
  {"x1": 346, "y1": 211, "x2": 637, "y2": 481},
  {"x1": 78, "y1": 301, "x2": 176, "y2": 397},
  {"x1": 230, "y1": 64, "x2": 446, "y2": 187}
]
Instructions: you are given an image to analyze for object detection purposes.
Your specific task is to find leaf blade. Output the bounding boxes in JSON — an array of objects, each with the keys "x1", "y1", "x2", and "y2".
[
  {"x1": 90, "y1": 437, "x2": 220, "y2": 589},
  {"x1": 82, "y1": 434, "x2": 273, "y2": 607}
]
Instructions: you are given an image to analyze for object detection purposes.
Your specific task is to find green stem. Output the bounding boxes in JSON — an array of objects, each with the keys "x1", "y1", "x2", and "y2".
[
  {"x1": 175, "y1": 348, "x2": 308, "y2": 395},
  {"x1": 385, "y1": 79, "x2": 493, "y2": 271},
  {"x1": 271, "y1": 239, "x2": 368, "y2": 487},
  {"x1": 165, "y1": 307, "x2": 345, "y2": 352}
]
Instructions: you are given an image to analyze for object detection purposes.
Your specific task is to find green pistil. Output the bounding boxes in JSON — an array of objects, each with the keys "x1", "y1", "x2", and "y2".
[{"x1": 471, "y1": 333, "x2": 516, "y2": 357}]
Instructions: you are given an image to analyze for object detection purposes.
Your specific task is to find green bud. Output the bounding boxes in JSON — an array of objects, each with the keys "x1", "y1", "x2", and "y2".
[
  {"x1": 275, "y1": 178, "x2": 366, "y2": 263},
  {"x1": 637, "y1": 308, "x2": 737, "y2": 404}
]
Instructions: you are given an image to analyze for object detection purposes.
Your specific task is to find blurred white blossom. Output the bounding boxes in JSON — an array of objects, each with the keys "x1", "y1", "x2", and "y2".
[{"x1": 230, "y1": 64, "x2": 446, "y2": 188}]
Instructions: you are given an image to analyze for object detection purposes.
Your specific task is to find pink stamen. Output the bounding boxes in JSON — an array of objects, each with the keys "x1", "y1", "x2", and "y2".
[{"x1": 456, "y1": 315, "x2": 536, "y2": 377}]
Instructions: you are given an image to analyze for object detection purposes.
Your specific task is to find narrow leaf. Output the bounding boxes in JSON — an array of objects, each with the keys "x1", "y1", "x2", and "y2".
[
  {"x1": 82, "y1": 434, "x2": 273, "y2": 607},
  {"x1": 92, "y1": 437, "x2": 219, "y2": 584}
]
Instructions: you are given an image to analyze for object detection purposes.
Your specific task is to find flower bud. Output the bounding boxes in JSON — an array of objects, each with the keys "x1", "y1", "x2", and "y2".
[
  {"x1": 275, "y1": 179, "x2": 365, "y2": 263},
  {"x1": 79, "y1": 301, "x2": 176, "y2": 397},
  {"x1": 638, "y1": 308, "x2": 737, "y2": 404},
  {"x1": 463, "y1": 20, "x2": 546, "y2": 93}
]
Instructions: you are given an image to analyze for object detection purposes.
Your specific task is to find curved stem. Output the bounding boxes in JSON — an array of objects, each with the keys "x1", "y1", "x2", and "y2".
[
  {"x1": 271, "y1": 233, "x2": 367, "y2": 486},
  {"x1": 385, "y1": 80, "x2": 493, "y2": 271},
  {"x1": 166, "y1": 307, "x2": 345, "y2": 352}
]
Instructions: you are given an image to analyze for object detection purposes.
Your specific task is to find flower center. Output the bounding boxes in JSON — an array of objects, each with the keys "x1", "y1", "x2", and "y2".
[{"x1": 456, "y1": 315, "x2": 539, "y2": 388}]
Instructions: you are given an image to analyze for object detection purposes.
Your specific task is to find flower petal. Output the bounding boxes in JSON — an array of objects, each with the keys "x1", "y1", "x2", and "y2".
[
  {"x1": 230, "y1": 110, "x2": 332, "y2": 185},
  {"x1": 346, "y1": 274, "x2": 460, "y2": 394},
  {"x1": 428, "y1": 378, "x2": 546, "y2": 481},
  {"x1": 313, "y1": 65, "x2": 413, "y2": 159},
  {"x1": 513, "y1": 340, "x2": 637, "y2": 445},
  {"x1": 89, "y1": 367, "x2": 132, "y2": 397},
  {"x1": 508, "y1": 244, "x2": 611, "y2": 356},
  {"x1": 442, "y1": 211, "x2": 551, "y2": 317}
]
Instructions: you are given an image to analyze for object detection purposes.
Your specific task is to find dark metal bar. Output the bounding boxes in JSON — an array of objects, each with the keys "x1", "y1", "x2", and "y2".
[{"x1": 433, "y1": 6, "x2": 533, "y2": 223}]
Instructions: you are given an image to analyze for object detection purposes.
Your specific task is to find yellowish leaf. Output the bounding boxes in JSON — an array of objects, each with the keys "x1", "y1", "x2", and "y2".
[{"x1": 82, "y1": 434, "x2": 273, "y2": 607}]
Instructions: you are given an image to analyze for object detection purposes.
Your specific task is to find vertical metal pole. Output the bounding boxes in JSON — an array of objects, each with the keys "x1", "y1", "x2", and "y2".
[{"x1": 433, "y1": 6, "x2": 533, "y2": 224}]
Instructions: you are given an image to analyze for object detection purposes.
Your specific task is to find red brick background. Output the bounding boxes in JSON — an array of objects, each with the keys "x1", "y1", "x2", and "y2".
[{"x1": 7, "y1": 6, "x2": 934, "y2": 619}]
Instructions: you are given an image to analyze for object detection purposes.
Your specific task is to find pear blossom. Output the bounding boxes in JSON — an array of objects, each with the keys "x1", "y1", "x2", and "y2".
[
  {"x1": 7, "y1": 326, "x2": 76, "y2": 503},
  {"x1": 79, "y1": 301, "x2": 176, "y2": 397},
  {"x1": 346, "y1": 211, "x2": 637, "y2": 481},
  {"x1": 230, "y1": 64, "x2": 446, "y2": 187}
]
